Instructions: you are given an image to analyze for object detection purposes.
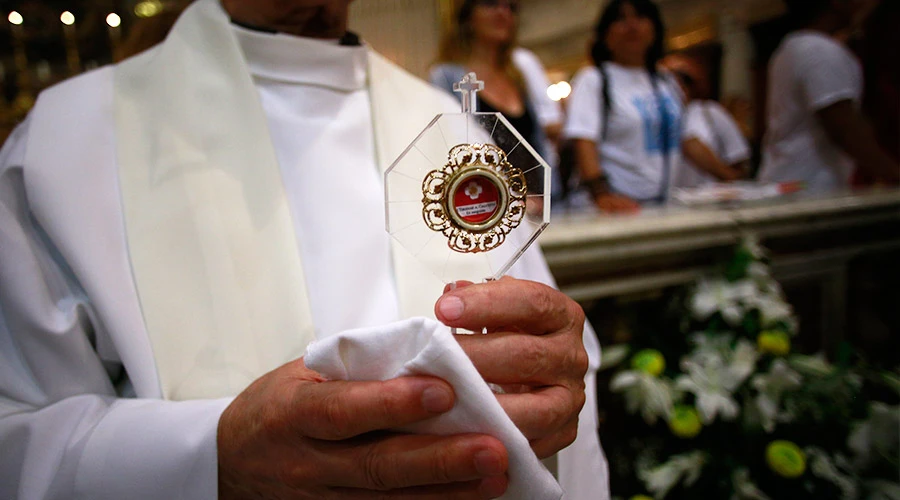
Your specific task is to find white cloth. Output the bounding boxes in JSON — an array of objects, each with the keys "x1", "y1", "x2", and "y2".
[
  {"x1": 674, "y1": 100, "x2": 752, "y2": 189},
  {"x1": 0, "y1": 1, "x2": 608, "y2": 498},
  {"x1": 305, "y1": 317, "x2": 563, "y2": 500},
  {"x1": 564, "y1": 62, "x2": 684, "y2": 201},
  {"x1": 759, "y1": 31, "x2": 863, "y2": 193}
]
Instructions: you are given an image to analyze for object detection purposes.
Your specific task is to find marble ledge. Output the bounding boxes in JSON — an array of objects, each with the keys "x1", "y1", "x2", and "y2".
[
  {"x1": 539, "y1": 188, "x2": 900, "y2": 250},
  {"x1": 539, "y1": 188, "x2": 900, "y2": 301}
]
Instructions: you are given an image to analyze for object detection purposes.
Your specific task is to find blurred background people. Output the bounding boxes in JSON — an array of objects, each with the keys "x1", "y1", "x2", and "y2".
[
  {"x1": 663, "y1": 54, "x2": 750, "y2": 189},
  {"x1": 852, "y1": 0, "x2": 900, "y2": 186},
  {"x1": 430, "y1": 0, "x2": 562, "y2": 166},
  {"x1": 758, "y1": 0, "x2": 899, "y2": 194},
  {"x1": 562, "y1": 0, "x2": 682, "y2": 213}
]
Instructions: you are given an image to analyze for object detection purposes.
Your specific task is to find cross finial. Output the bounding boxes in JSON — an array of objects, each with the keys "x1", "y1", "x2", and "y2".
[{"x1": 453, "y1": 72, "x2": 484, "y2": 114}]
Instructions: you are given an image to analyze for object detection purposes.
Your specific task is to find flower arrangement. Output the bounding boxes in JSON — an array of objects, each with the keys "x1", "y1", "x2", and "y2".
[{"x1": 601, "y1": 237, "x2": 900, "y2": 499}]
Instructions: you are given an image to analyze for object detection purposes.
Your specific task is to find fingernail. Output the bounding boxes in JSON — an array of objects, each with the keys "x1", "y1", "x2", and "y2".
[
  {"x1": 421, "y1": 386, "x2": 453, "y2": 413},
  {"x1": 439, "y1": 295, "x2": 465, "y2": 320},
  {"x1": 474, "y1": 450, "x2": 503, "y2": 476}
]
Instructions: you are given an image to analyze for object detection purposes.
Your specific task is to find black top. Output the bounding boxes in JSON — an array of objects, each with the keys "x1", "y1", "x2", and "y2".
[
  {"x1": 476, "y1": 95, "x2": 544, "y2": 195},
  {"x1": 477, "y1": 96, "x2": 538, "y2": 152}
]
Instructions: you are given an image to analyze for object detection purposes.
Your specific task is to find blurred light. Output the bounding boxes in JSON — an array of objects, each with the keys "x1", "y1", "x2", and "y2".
[
  {"x1": 36, "y1": 60, "x2": 52, "y2": 82},
  {"x1": 134, "y1": 0, "x2": 163, "y2": 18},
  {"x1": 8, "y1": 11, "x2": 23, "y2": 25},
  {"x1": 106, "y1": 13, "x2": 121, "y2": 28},
  {"x1": 546, "y1": 81, "x2": 572, "y2": 102},
  {"x1": 547, "y1": 84, "x2": 561, "y2": 102},
  {"x1": 60, "y1": 11, "x2": 75, "y2": 25}
]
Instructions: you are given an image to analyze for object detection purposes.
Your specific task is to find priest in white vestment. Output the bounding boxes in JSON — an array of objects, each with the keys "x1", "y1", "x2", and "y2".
[{"x1": 0, "y1": 1, "x2": 609, "y2": 499}]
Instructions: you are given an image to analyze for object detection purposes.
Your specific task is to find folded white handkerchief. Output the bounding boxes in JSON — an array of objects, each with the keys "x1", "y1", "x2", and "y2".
[{"x1": 305, "y1": 317, "x2": 563, "y2": 500}]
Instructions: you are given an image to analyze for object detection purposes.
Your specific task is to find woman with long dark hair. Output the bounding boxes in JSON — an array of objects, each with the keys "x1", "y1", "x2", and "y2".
[{"x1": 563, "y1": 0, "x2": 683, "y2": 212}]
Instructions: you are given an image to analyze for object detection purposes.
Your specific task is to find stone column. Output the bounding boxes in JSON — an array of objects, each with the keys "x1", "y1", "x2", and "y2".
[{"x1": 718, "y1": 7, "x2": 754, "y2": 103}]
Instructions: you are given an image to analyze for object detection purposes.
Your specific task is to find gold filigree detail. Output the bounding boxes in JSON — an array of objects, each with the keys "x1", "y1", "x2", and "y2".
[{"x1": 422, "y1": 143, "x2": 527, "y2": 253}]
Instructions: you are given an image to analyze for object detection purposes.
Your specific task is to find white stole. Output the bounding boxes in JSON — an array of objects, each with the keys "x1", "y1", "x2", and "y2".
[{"x1": 113, "y1": 0, "x2": 464, "y2": 400}]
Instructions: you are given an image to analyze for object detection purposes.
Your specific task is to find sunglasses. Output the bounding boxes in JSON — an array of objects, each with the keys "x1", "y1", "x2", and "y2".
[{"x1": 475, "y1": 0, "x2": 520, "y2": 14}]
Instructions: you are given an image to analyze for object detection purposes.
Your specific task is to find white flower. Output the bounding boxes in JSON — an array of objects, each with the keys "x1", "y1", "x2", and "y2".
[
  {"x1": 731, "y1": 468, "x2": 771, "y2": 500},
  {"x1": 611, "y1": 371, "x2": 675, "y2": 425},
  {"x1": 866, "y1": 480, "x2": 900, "y2": 500},
  {"x1": 600, "y1": 344, "x2": 630, "y2": 371},
  {"x1": 757, "y1": 273, "x2": 784, "y2": 296},
  {"x1": 805, "y1": 447, "x2": 858, "y2": 500},
  {"x1": 464, "y1": 181, "x2": 483, "y2": 200},
  {"x1": 688, "y1": 332, "x2": 731, "y2": 355},
  {"x1": 740, "y1": 235, "x2": 767, "y2": 260},
  {"x1": 751, "y1": 359, "x2": 803, "y2": 432},
  {"x1": 882, "y1": 372, "x2": 900, "y2": 397},
  {"x1": 691, "y1": 279, "x2": 761, "y2": 326},
  {"x1": 676, "y1": 338, "x2": 758, "y2": 424},
  {"x1": 639, "y1": 451, "x2": 706, "y2": 499},
  {"x1": 690, "y1": 279, "x2": 745, "y2": 325},
  {"x1": 747, "y1": 292, "x2": 795, "y2": 329},
  {"x1": 730, "y1": 340, "x2": 761, "y2": 382},
  {"x1": 848, "y1": 402, "x2": 900, "y2": 471},
  {"x1": 788, "y1": 353, "x2": 835, "y2": 378},
  {"x1": 746, "y1": 261, "x2": 772, "y2": 281}
]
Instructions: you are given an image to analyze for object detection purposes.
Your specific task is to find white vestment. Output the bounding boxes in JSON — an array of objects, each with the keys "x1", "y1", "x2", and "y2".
[{"x1": 0, "y1": 1, "x2": 607, "y2": 498}]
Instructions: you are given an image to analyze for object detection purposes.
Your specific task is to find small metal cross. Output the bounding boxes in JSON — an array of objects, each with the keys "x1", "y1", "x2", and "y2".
[{"x1": 453, "y1": 72, "x2": 484, "y2": 114}]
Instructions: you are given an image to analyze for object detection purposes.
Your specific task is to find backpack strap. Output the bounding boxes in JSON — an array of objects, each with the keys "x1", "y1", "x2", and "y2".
[
  {"x1": 599, "y1": 63, "x2": 611, "y2": 142},
  {"x1": 650, "y1": 72, "x2": 674, "y2": 203}
]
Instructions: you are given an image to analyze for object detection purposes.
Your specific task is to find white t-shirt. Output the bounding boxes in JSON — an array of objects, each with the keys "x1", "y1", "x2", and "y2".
[
  {"x1": 759, "y1": 31, "x2": 863, "y2": 193},
  {"x1": 563, "y1": 62, "x2": 683, "y2": 201},
  {"x1": 674, "y1": 100, "x2": 752, "y2": 188}
]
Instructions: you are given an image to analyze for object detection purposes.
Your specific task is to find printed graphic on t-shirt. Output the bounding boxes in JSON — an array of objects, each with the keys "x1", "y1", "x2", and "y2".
[{"x1": 631, "y1": 94, "x2": 682, "y2": 154}]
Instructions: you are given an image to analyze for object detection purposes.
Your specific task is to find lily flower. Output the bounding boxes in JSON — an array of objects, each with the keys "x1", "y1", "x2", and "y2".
[
  {"x1": 611, "y1": 370, "x2": 676, "y2": 425},
  {"x1": 676, "y1": 339, "x2": 758, "y2": 424},
  {"x1": 751, "y1": 359, "x2": 802, "y2": 432}
]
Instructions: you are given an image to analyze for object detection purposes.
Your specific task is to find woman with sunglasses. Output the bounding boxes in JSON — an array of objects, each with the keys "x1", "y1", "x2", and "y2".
[
  {"x1": 563, "y1": 0, "x2": 684, "y2": 213},
  {"x1": 430, "y1": 0, "x2": 562, "y2": 174}
]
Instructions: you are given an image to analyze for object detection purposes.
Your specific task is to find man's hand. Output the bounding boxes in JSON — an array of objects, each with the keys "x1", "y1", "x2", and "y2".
[
  {"x1": 218, "y1": 359, "x2": 510, "y2": 499},
  {"x1": 435, "y1": 277, "x2": 589, "y2": 458}
]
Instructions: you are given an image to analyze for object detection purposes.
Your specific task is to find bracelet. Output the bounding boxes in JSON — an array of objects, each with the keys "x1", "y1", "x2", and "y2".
[{"x1": 581, "y1": 175, "x2": 611, "y2": 200}]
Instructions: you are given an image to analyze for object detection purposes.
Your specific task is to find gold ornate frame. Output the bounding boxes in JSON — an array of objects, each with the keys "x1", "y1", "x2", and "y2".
[{"x1": 422, "y1": 143, "x2": 527, "y2": 253}]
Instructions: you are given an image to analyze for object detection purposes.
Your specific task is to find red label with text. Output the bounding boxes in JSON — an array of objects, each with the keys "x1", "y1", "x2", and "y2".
[{"x1": 453, "y1": 176, "x2": 500, "y2": 224}]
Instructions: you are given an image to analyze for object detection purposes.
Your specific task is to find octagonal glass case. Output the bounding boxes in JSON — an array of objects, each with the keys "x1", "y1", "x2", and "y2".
[{"x1": 384, "y1": 73, "x2": 551, "y2": 284}]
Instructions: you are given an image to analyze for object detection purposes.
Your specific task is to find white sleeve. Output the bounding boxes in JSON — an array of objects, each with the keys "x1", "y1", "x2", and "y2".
[
  {"x1": 512, "y1": 48, "x2": 562, "y2": 127},
  {"x1": 793, "y1": 38, "x2": 859, "y2": 111},
  {"x1": 562, "y1": 66, "x2": 603, "y2": 142},
  {"x1": 0, "y1": 121, "x2": 231, "y2": 500},
  {"x1": 707, "y1": 102, "x2": 751, "y2": 164},
  {"x1": 681, "y1": 102, "x2": 713, "y2": 143}
]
